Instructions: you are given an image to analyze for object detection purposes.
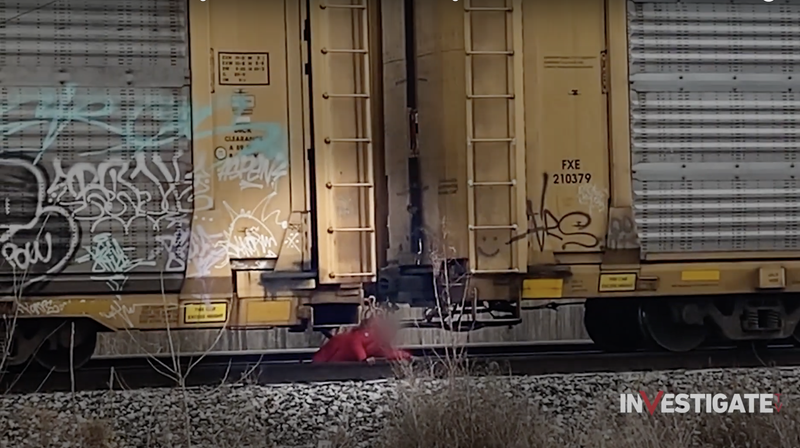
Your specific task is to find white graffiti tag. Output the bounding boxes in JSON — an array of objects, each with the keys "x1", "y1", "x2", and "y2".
[
  {"x1": 18, "y1": 299, "x2": 68, "y2": 315},
  {"x1": 2, "y1": 233, "x2": 56, "y2": 271},
  {"x1": 156, "y1": 227, "x2": 190, "y2": 272},
  {"x1": 75, "y1": 233, "x2": 155, "y2": 290},
  {"x1": 187, "y1": 223, "x2": 228, "y2": 278},
  {"x1": 186, "y1": 195, "x2": 288, "y2": 277},
  {"x1": 216, "y1": 154, "x2": 288, "y2": 190},
  {"x1": 0, "y1": 158, "x2": 79, "y2": 287},
  {"x1": 99, "y1": 301, "x2": 136, "y2": 326},
  {"x1": 282, "y1": 228, "x2": 302, "y2": 254},
  {"x1": 222, "y1": 195, "x2": 287, "y2": 259},
  {"x1": 47, "y1": 152, "x2": 192, "y2": 233},
  {"x1": 578, "y1": 183, "x2": 608, "y2": 216},
  {"x1": 191, "y1": 151, "x2": 213, "y2": 212}
]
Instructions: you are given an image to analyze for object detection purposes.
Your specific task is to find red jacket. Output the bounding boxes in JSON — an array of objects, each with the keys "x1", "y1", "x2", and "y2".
[{"x1": 312, "y1": 326, "x2": 411, "y2": 363}]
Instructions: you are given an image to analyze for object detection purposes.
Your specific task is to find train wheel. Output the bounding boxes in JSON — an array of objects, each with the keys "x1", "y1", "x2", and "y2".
[
  {"x1": 584, "y1": 299, "x2": 645, "y2": 352},
  {"x1": 33, "y1": 320, "x2": 97, "y2": 372},
  {"x1": 639, "y1": 301, "x2": 706, "y2": 352}
]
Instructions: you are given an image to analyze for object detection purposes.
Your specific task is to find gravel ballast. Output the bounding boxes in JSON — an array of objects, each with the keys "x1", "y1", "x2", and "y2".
[{"x1": 0, "y1": 367, "x2": 796, "y2": 448}]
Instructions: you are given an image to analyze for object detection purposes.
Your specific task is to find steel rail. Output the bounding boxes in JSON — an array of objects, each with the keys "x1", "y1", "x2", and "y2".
[{"x1": 2, "y1": 342, "x2": 800, "y2": 395}]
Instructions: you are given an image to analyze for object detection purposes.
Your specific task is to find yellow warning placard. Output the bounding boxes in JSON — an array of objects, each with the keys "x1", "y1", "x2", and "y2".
[
  {"x1": 184, "y1": 303, "x2": 228, "y2": 324},
  {"x1": 521, "y1": 278, "x2": 564, "y2": 299},
  {"x1": 681, "y1": 270, "x2": 720, "y2": 282},
  {"x1": 598, "y1": 273, "x2": 637, "y2": 292}
]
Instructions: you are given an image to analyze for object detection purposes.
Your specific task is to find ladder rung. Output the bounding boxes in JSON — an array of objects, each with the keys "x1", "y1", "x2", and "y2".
[
  {"x1": 466, "y1": 50, "x2": 513, "y2": 56},
  {"x1": 327, "y1": 182, "x2": 373, "y2": 188},
  {"x1": 318, "y1": 0, "x2": 376, "y2": 282},
  {"x1": 322, "y1": 48, "x2": 368, "y2": 54},
  {"x1": 323, "y1": 93, "x2": 370, "y2": 98},
  {"x1": 320, "y1": 4, "x2": 366, "y2": 10},
  {"x1": 332, "y1": 271, "x2": 376, "y2": 278},
  {"x1": 325, "y1": 137, "x2": 372, "y2": 143},
  {"x1": 472, "y1": 269, "x2": 520, "y2": 274},
  {"x1": 465, "y1": 7, "x2": 512, "y2": 12},
  {"x1": 469, "y1": 180, "x2": 516, "y2": 187},
  {"x1": 463, "y1": 0, "x2": 524, "y2": 275},
  {"x1": 328, "y1": 227, "x2": 375, "y2": 233},
  {"x1": 468, "y1": 94, "x2": 514, "y2": 99},
  {"x1": 469, "y1": 224, "x2": 518, "y2": 230},
  {"x1": 469, "y1": 138, "x2": 513, "y2": 143}
]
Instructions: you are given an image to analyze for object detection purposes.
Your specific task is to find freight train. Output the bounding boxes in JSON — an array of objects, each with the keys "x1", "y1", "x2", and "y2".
[{"x1": 1, "y1": 0, "x2": 798, "y2": 371}]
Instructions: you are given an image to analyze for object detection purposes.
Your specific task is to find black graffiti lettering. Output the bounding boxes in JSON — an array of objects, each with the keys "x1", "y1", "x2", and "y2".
[{"x1": 508, "y1": 173, "x2": 600, "y2": 250}]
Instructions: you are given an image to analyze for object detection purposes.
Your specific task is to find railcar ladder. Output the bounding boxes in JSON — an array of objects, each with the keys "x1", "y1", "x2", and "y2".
[
  {"x1": 313, "y1": 0, "x2": 376, "y2": 282},
  {"x1": 463, "y1": 0, "x2": 527, "y2": 274}
]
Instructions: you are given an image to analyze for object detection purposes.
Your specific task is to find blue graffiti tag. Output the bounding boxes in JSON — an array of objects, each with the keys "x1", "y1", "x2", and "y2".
[
  {"x1": 0, "y1": 84, "x2": 287, "y2": 163},
  {"x1": 192, "y1": 106, "x2": 286, "y2": 160}
]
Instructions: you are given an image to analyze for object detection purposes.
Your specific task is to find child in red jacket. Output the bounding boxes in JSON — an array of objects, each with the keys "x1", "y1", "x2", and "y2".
[{"x1": 312, "y1": 316, "x2": 411, "y2": 364}]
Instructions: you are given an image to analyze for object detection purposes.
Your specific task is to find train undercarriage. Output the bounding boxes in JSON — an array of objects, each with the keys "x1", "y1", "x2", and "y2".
[
  {"x1": 8, "y1": 273, "x2": 800, "y2": 373},
  {"x1": 584, "y1": 295, "x2": 800, "y2": 353},
  {"x1": 1, "y1": 318, "x2": 99, "y2": 373}
]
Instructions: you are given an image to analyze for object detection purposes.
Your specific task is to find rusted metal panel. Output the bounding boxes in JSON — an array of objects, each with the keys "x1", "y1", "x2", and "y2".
[{"x1": 629, "y1": 0, "x2": 800, "y2": 254}]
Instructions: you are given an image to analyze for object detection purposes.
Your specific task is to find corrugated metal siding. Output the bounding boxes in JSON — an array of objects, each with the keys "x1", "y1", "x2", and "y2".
[
  {"x1": 0, "y1": 0, "x2": 191, "y2": 294},
  {"x1": 628, "y1": 0, "x2": 800, "y2": 254}
]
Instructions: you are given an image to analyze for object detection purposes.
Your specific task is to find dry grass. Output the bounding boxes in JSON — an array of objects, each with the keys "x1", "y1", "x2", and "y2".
[{"x1": 377, "y1": 362, "x2": 800, "y2": 448}]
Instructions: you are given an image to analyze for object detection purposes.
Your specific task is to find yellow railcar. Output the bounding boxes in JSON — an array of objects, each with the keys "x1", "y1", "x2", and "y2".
[
  {"x1": 382, "y1": 0, "x2": 800, "y2": 352},
  {"x1": 4, "y1": 0, "x2": 800, "y2": 371},
  {"x1": 0, "y1": 0, "x2": 381, "y2": 371}
]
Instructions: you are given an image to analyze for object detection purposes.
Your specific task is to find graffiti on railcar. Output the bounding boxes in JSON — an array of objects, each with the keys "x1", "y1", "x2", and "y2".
[
  {"x1": 185, "y1": 88, "x2": 292, "y2": 279},
  {"x1": 0, "y1": 157, "x2": 79, "y2": 288},
  {"x1": 508, "y1": 173, "x2": 601, "y2": 251},
  {"x1": 75, "y1": 232, "x2": 160, "y2": 291},
  {"x1": 185, "y1": 197, "x2": 287, "y2": 278},
  {"x1": 211, "y1": 91, "x2": 287, "y2": 191},
  {"x1": 186, "y1": 163, "x2": 290, "y2": 277},
  {"x1": 577, "y1": 183, "x2": 608, "y2": 216},
  {"x1": 0, "y1": 86, "x2": 193, "y2": 291},
  {"x1": 606, "y1": 209, "x2": 639, "y2": 251},
  {"x1": 0, "y1": 84, "x2": 291, "y2": 292},
  {"x1": 216, "y1": 153, "x2": 286, "y2": 190},
  {"x1": 16, "y1": 299, "x2": 68, "y2": 315},
  {"x1": 46, "y1": 155, "x2": 193, "y2": 233}
]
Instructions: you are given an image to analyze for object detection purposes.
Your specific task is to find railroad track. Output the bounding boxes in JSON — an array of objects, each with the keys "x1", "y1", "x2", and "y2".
[{"x1": 3, "y1": 341, "x2": 800, "y2": 395}]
